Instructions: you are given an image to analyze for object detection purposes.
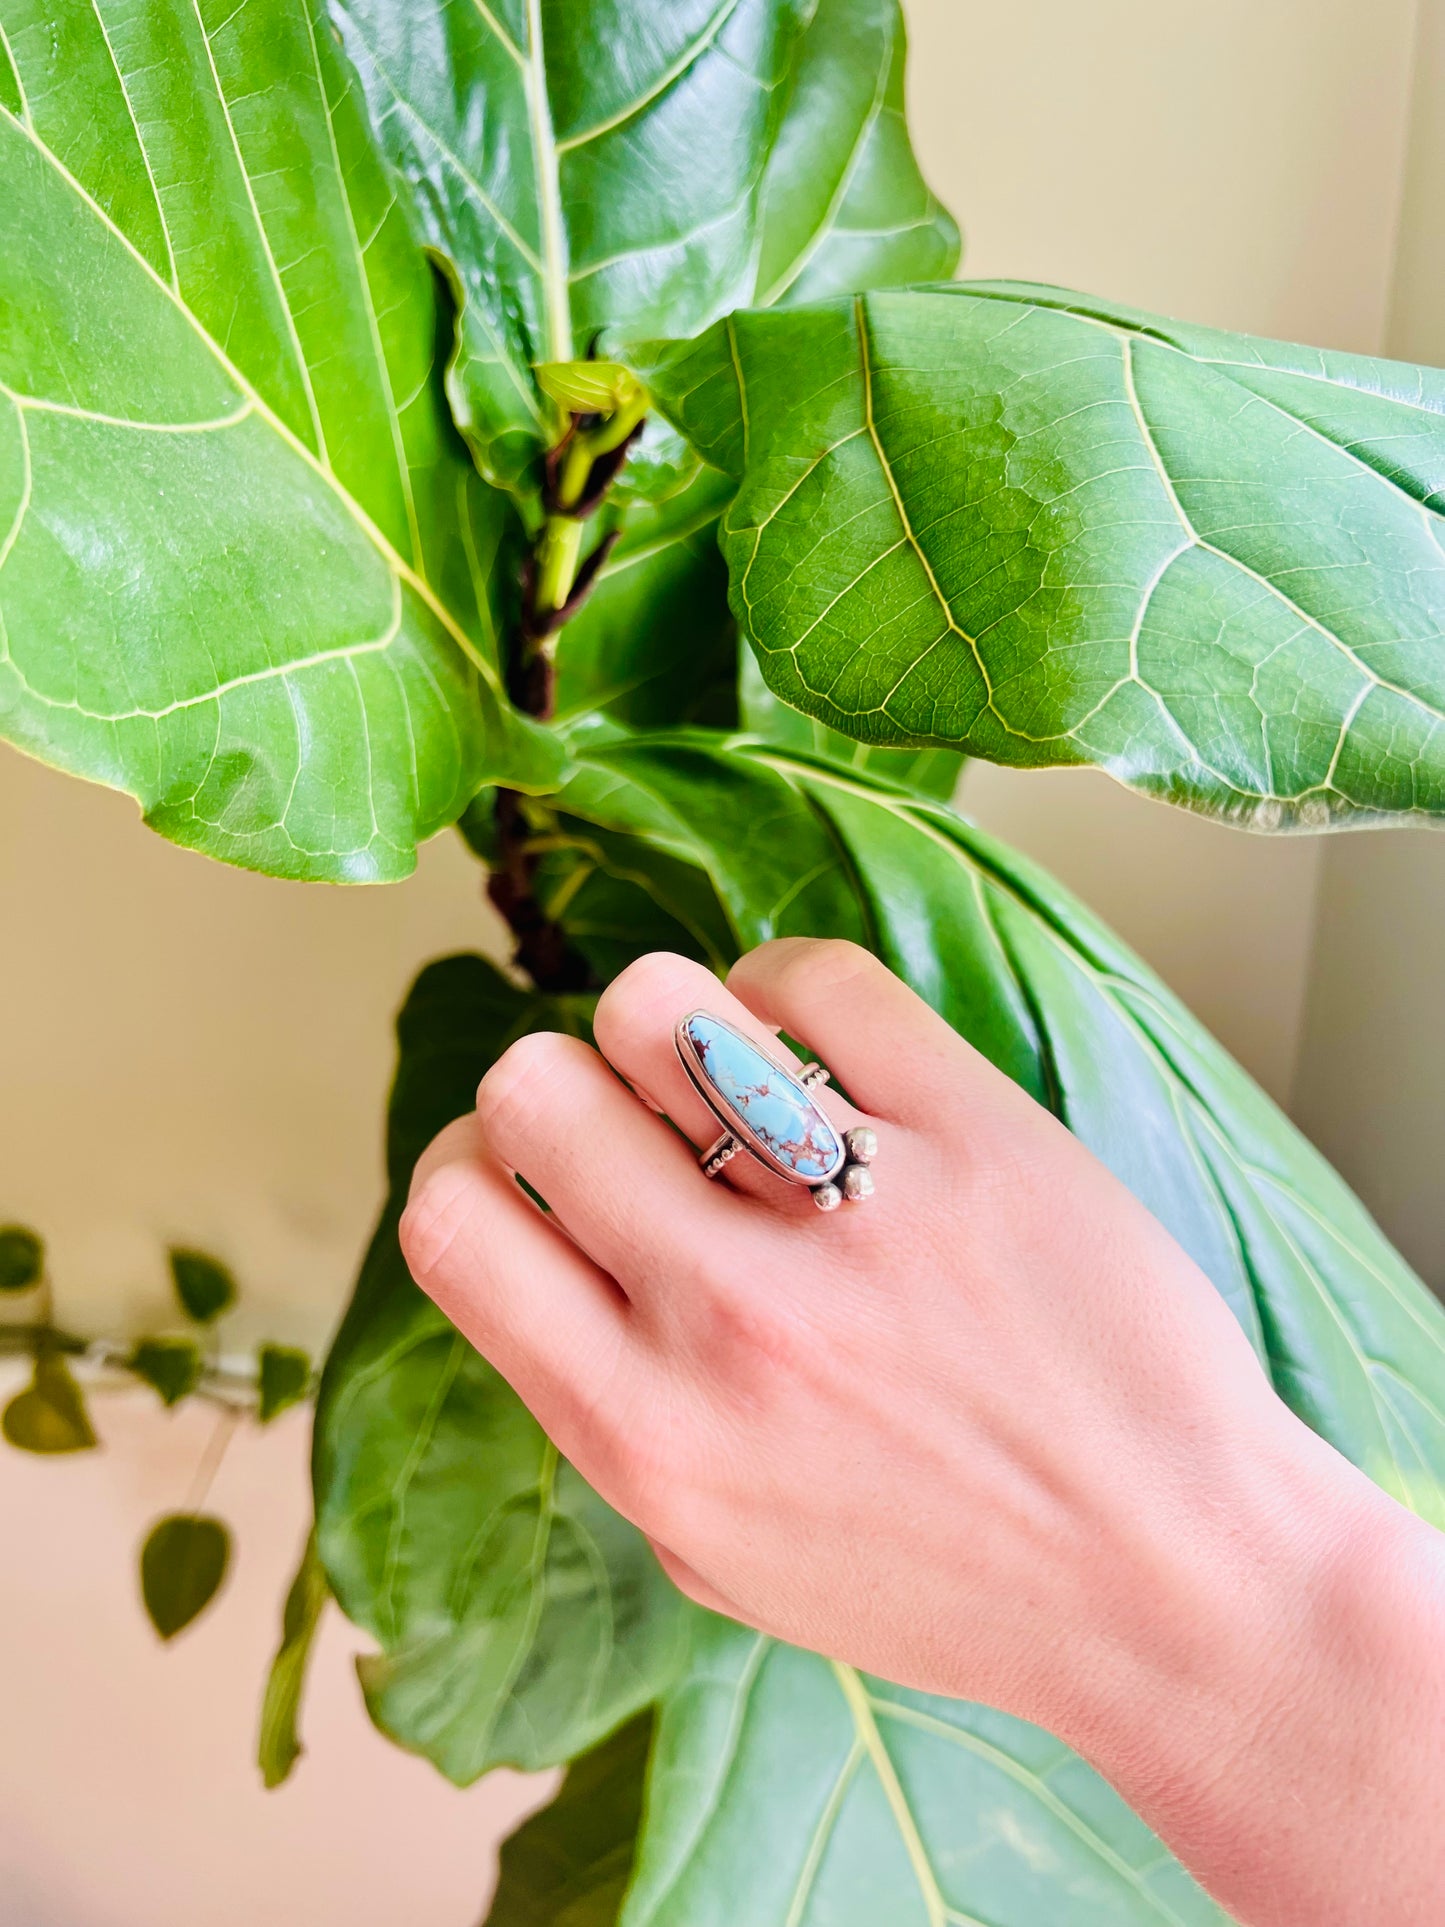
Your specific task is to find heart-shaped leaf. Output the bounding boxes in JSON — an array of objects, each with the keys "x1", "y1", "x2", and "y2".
[
  {"x1": 0, "y1": 0, "x2": 559, "y2": 884},
  {"x1": 484, "y1": 1711, "x2": 653, "y2": 1927},
  {"x1": 313, "y1": 956, "x2": 688, "y2": 1784},
  {"x1": 258, "y1": 1344, "x2": 312, "y2": 1425},
  {"x1": 640, "y1": 287, "x2": 1445, "y2": 825},
  {"x1": 140, "y1": 1513, "x2": 230, "y2": 1639},
  {"x1": 2, "y1": 1351, "x2": 96, "y2": 1453},
  {"x1": 168, "y1": 1248, "x2": 236, "y2": 1325},
  {"x1": 129, "y1": 1337, "x2": 203, "y2": 1409},
  {"x1": 0, "y1": 1225, "x2": 44, "y2": 1292},
  {"x1": 327, "y1": 0, "x2": 956, "y2": 501}
]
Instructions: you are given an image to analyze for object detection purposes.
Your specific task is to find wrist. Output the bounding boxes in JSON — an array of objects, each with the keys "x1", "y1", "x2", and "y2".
[{"x1": 1049, "y1": 1412, "x2": 1445, "y2": 1925}]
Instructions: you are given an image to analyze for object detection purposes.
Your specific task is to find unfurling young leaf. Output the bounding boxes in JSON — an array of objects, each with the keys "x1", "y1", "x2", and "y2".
[
  {"x1": 329, "y1": 0, "x2": 956, "y2": 501},
  {"x1": 140, "y1": 1515, "x2": 231, "y2": 1641},
  {"x1": 168, "y1": 1248, "x2": 236, "y2": 1325},
  {"x1": 536, "y1": 362, "x2": 647, "y2": 419},
  {"x1": 258, "y1": 1531, "x2": 331, "y2": 1790},
  {"x1": 2, "y1": 1352, "x2": 97, "y2": 1455},
  {"x1": 484, "y1": 1711, "x2": 653, "y2": 1927},
  {"x1": 0, "y1": 1225, "x2": 44, "y2": 1292},
  {"x1": 129, "y1": 1338, "x2": 203, "y2": 1410},
  {"x1": 257, "y1": 1345, "x2": 312, "y2": 1425}
]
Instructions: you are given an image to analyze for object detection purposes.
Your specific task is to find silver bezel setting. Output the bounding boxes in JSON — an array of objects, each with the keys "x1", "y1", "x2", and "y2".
[{"x1": 674, "y1": 1011, "x2": 849, "y2": 1191}]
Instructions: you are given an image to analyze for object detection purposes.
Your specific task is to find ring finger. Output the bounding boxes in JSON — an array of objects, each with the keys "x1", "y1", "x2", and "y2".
[{"x1": 591, "y1": 951, "x2": 876, "y2": 1212}]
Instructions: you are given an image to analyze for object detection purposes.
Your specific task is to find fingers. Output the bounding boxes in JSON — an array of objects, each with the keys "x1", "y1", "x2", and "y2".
[
  {"x1": 591, "y1": 951, "x2": 872, "y2": 1209},
  {"x1": 470, "y1": 1026, "x2": 750, "y2": 1291},
  {"x1": 727, "y1": 938, "x2": 990, "y2": 1128},
  {"x1": 399, "y1": 1114, "x2": 650, "y2": 1459}
]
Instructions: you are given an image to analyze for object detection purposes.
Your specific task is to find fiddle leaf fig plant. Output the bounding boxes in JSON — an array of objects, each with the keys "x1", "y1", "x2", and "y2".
[{"x1": 2, "y1": 1, "x2": 1444, "y2": 1921}]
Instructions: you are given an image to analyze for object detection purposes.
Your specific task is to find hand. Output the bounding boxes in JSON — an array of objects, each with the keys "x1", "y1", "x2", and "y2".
[{"x1": 401, "y1": 940, "x2": 1445, "y2": 1927}]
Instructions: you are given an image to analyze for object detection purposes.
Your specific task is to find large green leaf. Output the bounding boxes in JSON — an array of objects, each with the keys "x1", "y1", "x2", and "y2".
[
  {"x1": 484, "y1": 1711, "x2": 653, "y2": 1927},
  {"x1": 625, "y1": 1621, "x2": 1226, "y2": 1927},
  {"x1": 739, "y1": 648, "x2": 964, "y2": 800},
  {"x1": 313, "y1": 953, "x2": 688, "y2": 1784},
  {"x1": 750, "y1": 0, "x2": 960, "y2": 307},
  {"x1": 538, "y1": 730, "x2": 1445, "y2": 1923},
  {"x1": 0, "y1": 0, "x2": 558, "y2": 882},
  {"x1": 328, "y1": 0, "x2": 957, "y2": 499},
  {"x1": 640, "y1": 287, "x2": 1445, "y2": 825}
]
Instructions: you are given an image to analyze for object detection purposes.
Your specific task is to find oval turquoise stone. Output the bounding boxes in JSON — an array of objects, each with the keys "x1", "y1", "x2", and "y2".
[{"x1": 682, "y1": 1014, "x2": 842, "y2": 1180}]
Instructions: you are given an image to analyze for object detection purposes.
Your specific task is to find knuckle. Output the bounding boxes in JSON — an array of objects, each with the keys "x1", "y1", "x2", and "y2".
[
  {"x1": 398, "y1": 1159, "x2": 480, "y2": 1289},
  {"x1": 474, "y1": 1030, "x2": 579, "y2": 1143},
  {"x1": 593, "y1": 951, "x2": 710, "y2": 1049},
  {"x1": 694, "y1": 1285, "x2": 813, "y2": 1397},
  {"x1": 756, "y1": 936, "x2": 879, "y2": 1002}
]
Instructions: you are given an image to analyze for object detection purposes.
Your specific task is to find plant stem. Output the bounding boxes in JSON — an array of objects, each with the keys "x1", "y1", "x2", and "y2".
[
  {"x1": 0, "y1": 1320, "x2": 267, "y2": 1413},
  {"x1": 185, "y1": 1403, "x2": 241, "y2": 1511},
  {"x1": 487, "y1": 398, "x2": 645, "y2": 992}
]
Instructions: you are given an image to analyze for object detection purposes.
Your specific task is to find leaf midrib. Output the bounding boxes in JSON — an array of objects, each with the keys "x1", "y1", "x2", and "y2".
[
  {"x1": 755, "y1": 12, "x2": 894, "y2": 306},
  {"x1": 524, "y1": 0, "x2": 571, "y2": 362}
]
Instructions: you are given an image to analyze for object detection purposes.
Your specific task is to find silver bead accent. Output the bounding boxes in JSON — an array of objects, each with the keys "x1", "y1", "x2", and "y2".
[
  {"x1": 844, "y1": 1126, "x2": 878, "y2": 1165},
  {"x1": 842, "y1": 1163, "x2": 875, "y2": 1202},
  {"x1": 812, "y1": 1181, "x2": 843, "y2": 1212}
]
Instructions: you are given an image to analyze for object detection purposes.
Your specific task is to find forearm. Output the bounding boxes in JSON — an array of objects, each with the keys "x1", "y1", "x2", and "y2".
[{"x1": 1057, "y1": 1422, "x2": 1445, "y2": 1927}]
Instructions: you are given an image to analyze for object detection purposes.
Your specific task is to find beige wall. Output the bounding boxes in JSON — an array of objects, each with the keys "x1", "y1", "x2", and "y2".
[
  {"x1": 2, "y1": 6, "x2": 1440, "y2": 1922},
  {"x1": 1290, "y1": 0, "x2": 1445, "y2": 1289}
]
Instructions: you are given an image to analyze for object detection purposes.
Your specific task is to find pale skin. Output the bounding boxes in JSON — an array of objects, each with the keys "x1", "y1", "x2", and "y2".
[{"x1": 400, "y1": 939, "x2": 1445, "y2": 1927}]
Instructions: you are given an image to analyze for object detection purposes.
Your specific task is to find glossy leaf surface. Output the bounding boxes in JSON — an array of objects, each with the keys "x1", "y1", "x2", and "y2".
[
  {"x1": 626, "y1": 1621, "x2": 1226, "y2": 1927},
  {"x1": 740, "y1": 649, "x2": 964, "y2": 800},
  {"x1": 313, "y1": 955, "x2": 687, "y2": 1784},
  {"x1": 485, "y1": 1711, "x2": 653, "y2": 1927},
  {"x1": 751, "y1": 0, "x2": 960, "y2": 307},
  {"x1": 140, "y1": 1514, "x2": 230, "y2": 1639},
  {"x1": 0, "y1": 0, "x2": 558, "y2": 883},
  {"x1": 328, "y1": 0, "x2": 957, "y2": 498},
  {"x1": 642, "y1": 287, "x2": 1445, "y2": 824},
  {"x1": 542, "y1": 731, "x2": 1445, "y2": 1923}
]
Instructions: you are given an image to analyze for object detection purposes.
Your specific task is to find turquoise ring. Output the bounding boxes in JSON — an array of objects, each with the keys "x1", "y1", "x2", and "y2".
[{"x1": 675, "y1": 1011, "x2": 877, "y2": 1212}]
